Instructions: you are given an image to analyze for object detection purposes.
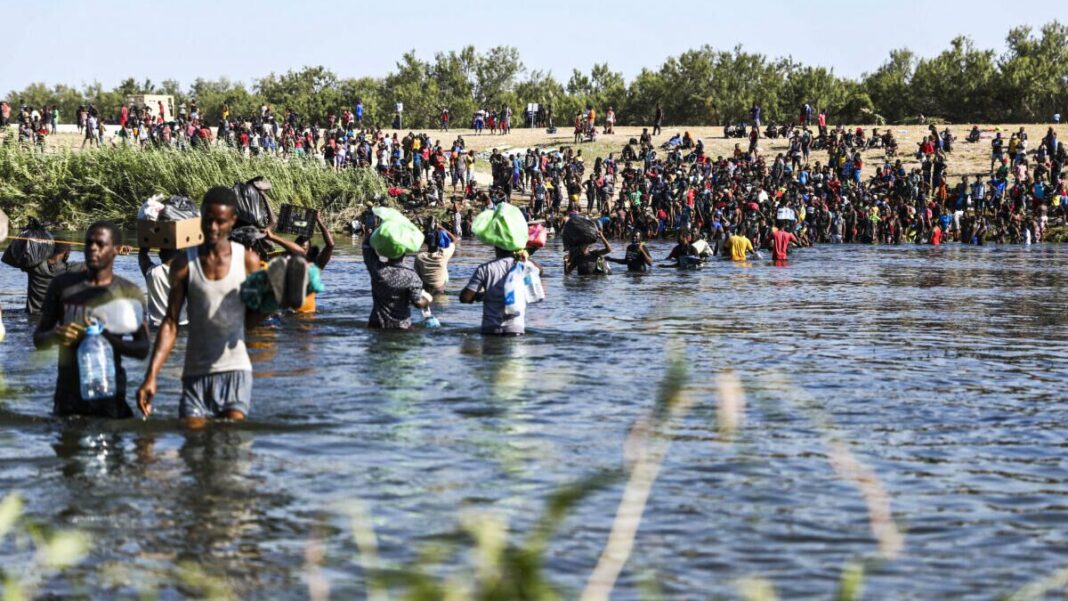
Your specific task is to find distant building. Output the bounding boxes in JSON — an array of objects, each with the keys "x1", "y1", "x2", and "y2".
[{"x1": 125, "y1": 94, "x2": 175, "y2": 122}]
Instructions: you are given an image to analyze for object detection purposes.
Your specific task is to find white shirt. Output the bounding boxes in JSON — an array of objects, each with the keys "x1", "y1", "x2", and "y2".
[{"x1": 145, "y1": 263, "x2": 187, "y2": 327}]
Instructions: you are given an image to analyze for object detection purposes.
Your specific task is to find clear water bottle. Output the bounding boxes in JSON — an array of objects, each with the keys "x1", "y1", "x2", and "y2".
[
  {"x1": 78, "y1": 320, "x2": 115, "y2": 401},
  {"x1": 523, "y1": 263, "x2": 545, "y2": 304}
]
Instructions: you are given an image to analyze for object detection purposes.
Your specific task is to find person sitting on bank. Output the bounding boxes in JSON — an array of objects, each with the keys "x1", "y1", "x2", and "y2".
[{"x1": 33, "y1": 222, "x2": 149, "y2": 418}]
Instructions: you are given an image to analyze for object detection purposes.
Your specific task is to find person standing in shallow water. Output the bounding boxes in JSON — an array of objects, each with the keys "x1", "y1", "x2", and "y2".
[
  {"x1": 137, "y1": 187, "x2": 261, "y2": 427},
  {"x1": 770, "y1": 225, "x2": 799, "y2": 263},
  {"x1": 34, "y1": 221, "x2": 149, "y2": 418},
  {"x1": 460, "y1": 247, "x2": 530, "y2": 336},
  {"x1": 362, "y1": 228, "x2": 430, "y2": 329}
]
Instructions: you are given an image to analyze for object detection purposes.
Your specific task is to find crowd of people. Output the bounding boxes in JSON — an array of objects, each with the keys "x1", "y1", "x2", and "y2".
[
  {"x1": 8, "y1": 186, "x2": 535, "y2": 425},
  {"x1": 78, "y1": 95, "x2": 1058, "y2": 255},
  {"x1": 2, "y1": 101, "x2": 60, "y2": 149},
  {"x1": 477, "y1": 120, "x2": 1067, "y2": 254},
  {"x1": 3, "y1": 95, "x2": 1066, "y2": 425}
]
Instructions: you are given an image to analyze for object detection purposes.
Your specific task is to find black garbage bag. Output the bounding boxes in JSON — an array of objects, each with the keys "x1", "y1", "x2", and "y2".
[
  {"x1": 159, "y1": 195, "x2": 200, "y2": 221},
  {"x1": 231, "y1": 181, "x2": 270, "y2": 229},
  {"x1": 229, "y1": 225, "x2": 273, "y2": 259},
  {"x1": 561, "y1": 214, "x2": 600, "y2": 250},
  {"x1": 2, "y1": 220, "x2": 54, "y2": 270}
]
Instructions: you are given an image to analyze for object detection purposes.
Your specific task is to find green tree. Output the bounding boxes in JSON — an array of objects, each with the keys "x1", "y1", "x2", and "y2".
[
  {"x1": 383, "y1": 52, "x2": 439, "y2": 128},
  {"x1": 338, "y1": 77, "x2": 385, "y2": 127},
  {"x1": 256, "y1": 66, "x2": 343, "y2": 123},
  {"x1": 430, "y1": 48, "x2": 478, "y2": 126},
  {"x1": 997, "y1": 21, "x2": 1068, "y2": 121},
  {"x1": 188, "y1": 77, "x2": 260, "y2": 123},
  {"x1": 910, "y1": 36, "x2": 997, "y2": 122},
  {"x1": 474, "y1": 46, "x2": 523, "y2": 107},
  {"x1": 862, "y1": 49, "x2": 916, "y2": 123},
  {"x1": 625, "y1": 68, "x2": 669, "y2": 126},
  {"x1": 514, "y1": 70, "x2": 565, "y2": 127}
]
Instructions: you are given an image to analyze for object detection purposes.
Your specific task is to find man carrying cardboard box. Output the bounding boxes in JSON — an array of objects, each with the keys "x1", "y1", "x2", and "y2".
[{"x1": 137, "y1": 187, "x2": 261, "y2": 427}]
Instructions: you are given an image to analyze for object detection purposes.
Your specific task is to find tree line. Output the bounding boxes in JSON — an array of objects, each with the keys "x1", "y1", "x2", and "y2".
[{"x1": 6, "y1": 21, "x2": 1068, "y2": 128}]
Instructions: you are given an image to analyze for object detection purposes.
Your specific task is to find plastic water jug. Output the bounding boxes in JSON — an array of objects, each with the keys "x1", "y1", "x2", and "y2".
[{"x1": 78, "y1": 320, "x2": 116, "y2": 401}]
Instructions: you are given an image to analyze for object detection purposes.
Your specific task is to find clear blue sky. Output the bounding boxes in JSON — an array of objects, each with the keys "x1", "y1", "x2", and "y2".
[{"x1": 2, "y1": 0, "x2": 1066, "y2": 95}]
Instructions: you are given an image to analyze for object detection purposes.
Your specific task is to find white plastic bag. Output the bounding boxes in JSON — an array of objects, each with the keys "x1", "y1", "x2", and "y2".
[
  {"x1": 523, "y1": 262, "x2": 545, "y2": 304},
  {"x1": 137, "y1": 194, "x2": 167, "y2": 221},
  {"x1": 89, "y1": 298, "x2": 144, "y2": 335}
]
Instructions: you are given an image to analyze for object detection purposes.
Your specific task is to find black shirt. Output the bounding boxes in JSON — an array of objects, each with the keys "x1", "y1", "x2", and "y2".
[
  {"x1": 38, "y1": 272, "x2": 146, "y2": 417},
  {"x1": 624, "y1": 243, "x2": 649, "y2": 272},
  {"x1": 24, "y1": 260, "x2": 84, "y2": 315}
]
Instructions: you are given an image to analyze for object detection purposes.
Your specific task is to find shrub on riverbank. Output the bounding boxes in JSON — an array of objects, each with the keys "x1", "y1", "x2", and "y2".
[{"x1": 0, "y1": 143, "x2": 386, "y2": 231}]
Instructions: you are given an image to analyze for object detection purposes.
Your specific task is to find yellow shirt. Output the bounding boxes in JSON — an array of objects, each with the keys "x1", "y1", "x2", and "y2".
[{"x1": 727, "y1": 235, "x2": 753, "y2": 261}]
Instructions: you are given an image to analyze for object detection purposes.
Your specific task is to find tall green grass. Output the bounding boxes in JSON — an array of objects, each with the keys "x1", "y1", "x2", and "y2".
[{"x1": 0, "y1": 142, "x2": 385, "y2": 231}]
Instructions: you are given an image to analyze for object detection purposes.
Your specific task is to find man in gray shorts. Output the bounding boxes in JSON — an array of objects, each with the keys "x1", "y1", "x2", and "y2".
[{"x1": 137, "y1": 187, "x2": 262, "y2": 427}]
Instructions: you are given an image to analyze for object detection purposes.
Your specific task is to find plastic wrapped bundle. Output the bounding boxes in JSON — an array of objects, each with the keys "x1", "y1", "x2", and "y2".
[
  {"x1": 561, "y1": 214, "x2": 599, "y2": 250},
  {"x1": 159, "y1": 196, "x2": 200, "y2": 221},
  {"x1": 472, "y1": 203, "x2": 528, "y2": 251},
  {"x1": 370, "y1": 213, "x2": 424, "y2": 260},
  {"x1": 1, "y1": 220, "x2": 54, "y2": 269}
]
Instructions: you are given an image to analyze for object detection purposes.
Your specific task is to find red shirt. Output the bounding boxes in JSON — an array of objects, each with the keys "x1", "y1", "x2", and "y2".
[
  {"x1": 931, "y1": 227, "x2": 942, "y2": 245},
  {"x1": 771, "y1": 229, "x2": 796, "y2": 260}
]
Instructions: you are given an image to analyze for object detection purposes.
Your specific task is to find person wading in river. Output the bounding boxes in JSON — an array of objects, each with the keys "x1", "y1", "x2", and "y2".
[
  {"x1": 22, "y1": 242, "x2": 83, "y2": 316},
  {"x1": 726, "y1": 228, "x2": 756, "y2": 261},
  {"x1": 460, "y1": 247, "x2": 531, "y2": 336},
  {"x1": 564, "y1": 230, "x2": 613, "y2": 275},
  {"x1": 34, "y1": 222, "x2": 150, "y2": 418},
  {"x1": 605, "y1": 231, "x2": 653, "y2": 272},
  {"x1": 415, "y1": 220, "x2": 459, "y2": 295},
  {"x1": 362, "y1": 226, "x2": 430, "y2": 329},
  {"x1": 770, "y1": 225, "x2": 800, "y2": 263},
  {"x1": 137, "y1": 187, "x2": 261, "y2": 427}
]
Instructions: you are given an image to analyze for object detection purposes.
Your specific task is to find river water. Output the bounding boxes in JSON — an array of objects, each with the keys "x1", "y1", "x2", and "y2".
[{"x1": 1, "y1": 238, "x2": 1066, "y2": 599}]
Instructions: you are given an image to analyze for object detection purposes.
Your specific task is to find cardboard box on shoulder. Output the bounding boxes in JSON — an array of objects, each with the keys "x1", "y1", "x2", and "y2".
[{"x1": 137, "y1": 218, "x2": 203, "y2": 250}]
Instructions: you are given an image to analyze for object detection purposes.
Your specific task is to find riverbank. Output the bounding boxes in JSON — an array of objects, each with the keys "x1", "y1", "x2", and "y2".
[
  {"x1": 2, "y1": 123, "x2": 1065, "y2": 238},
  {"x1": 9, "y1": 122, "x2": 1068, "y2": 182}
]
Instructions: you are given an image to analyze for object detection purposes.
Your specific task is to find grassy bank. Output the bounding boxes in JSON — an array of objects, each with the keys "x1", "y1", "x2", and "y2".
[
  {"x1": 1047, "y1": 226, "x2": 1068, "y2": 243},
  {"x1": 0, "y1": 142, "x2": 385, "y2": 231}
]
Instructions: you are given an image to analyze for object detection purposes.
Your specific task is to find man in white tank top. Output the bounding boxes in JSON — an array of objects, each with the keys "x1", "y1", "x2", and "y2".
[{"x1": 137, "y1": 187, "x2": 262, "y2": 427}]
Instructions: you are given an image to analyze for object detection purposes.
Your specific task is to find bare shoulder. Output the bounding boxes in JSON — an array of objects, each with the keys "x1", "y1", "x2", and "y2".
[{"x1": 244, "y1": 247, "x2": 261, "y2": 272}]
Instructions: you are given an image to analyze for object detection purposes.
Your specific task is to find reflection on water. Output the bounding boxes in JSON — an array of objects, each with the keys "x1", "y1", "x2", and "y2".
[{"x1": 0, "y1": 240, "x2": 1066, "y2": 599}]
